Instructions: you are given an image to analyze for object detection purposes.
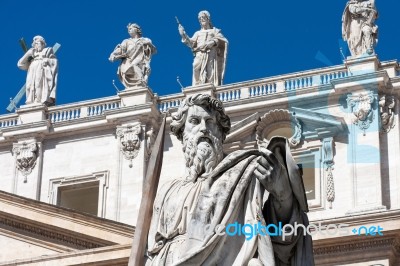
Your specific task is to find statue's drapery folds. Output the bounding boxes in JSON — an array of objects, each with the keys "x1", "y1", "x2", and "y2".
[
  {"x1": 17, "y1": 36, "x2": 58, "y2": 106},
  {"x1": 109, "y1": 23, "x2": 156, "y2": 88},
  {"x1": 146, "y1": 94, "x2": 314, "y2": 265},
  {"x1": 178, "y1": 10, "x2": 228, "y2": 86},
  {"x1": 342, "y1": 0, "x2": 378, "y2": 57}
]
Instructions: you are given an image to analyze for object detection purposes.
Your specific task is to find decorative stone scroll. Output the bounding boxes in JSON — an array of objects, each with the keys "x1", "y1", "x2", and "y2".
[
  {"x1": 379, "y1": 94, "x2": 395, "y2": 133},
  {"x1": 256, "y1": 109, "x2": 302, "y2": 149},
  {"x1": 116, "y1": 124, "x2": 141, "y2": 168},
  {"x1": 347, "y1": 91, "x2": 375, "y2": 135},
  {"x1": 322, "y1": 137, "x2": 335, "y2": 209},
  {"x1": 12, "y1": 141, "x2": 39, "y2": 182}
]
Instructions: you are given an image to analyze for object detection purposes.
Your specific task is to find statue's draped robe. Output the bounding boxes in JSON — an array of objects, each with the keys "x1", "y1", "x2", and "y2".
[
  {"x1": 186, "y1": 28, "x2": 227, "y2": 86},
  {"x1": 342, "y1": 1, "x2": 377, "y2": 56},
  {"x1": 147, "y1": 138, "x2": 314, "y2": 265},
  {"x1": 112, "y1": 37, "x2": 156, "y2": 87},
  {"x1": 18, "y1": 47, "x2": 58, "y2": 105}
]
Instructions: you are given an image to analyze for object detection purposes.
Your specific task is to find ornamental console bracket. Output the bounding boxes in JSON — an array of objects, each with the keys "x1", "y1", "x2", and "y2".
[
  {"x1": 12, "y1": 141, "x2": 39, "y2": 182},
  {"x1": 347, "y1": 91, "x2": 375, "y2": 135},
  {"x1": 116, "y1": 124, "x2": 142, "y2": 168}
]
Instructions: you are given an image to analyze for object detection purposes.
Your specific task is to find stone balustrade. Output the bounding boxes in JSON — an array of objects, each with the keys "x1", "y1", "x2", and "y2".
[
  {"x1": 0, "y1": 113, "x2": 19, "y2": 128},
  {"x1": 158, "y1": 93, "x2": 185, "y2": 113},
  {"x1": 157, "y1": 64, "x2": 351, "y2": 112},
  {"x1": 48, "y1": 96, "x2": 121, "y2": 123},
  {"x1": 0, "y1": 63, "x2": 374, "y2": 119}
]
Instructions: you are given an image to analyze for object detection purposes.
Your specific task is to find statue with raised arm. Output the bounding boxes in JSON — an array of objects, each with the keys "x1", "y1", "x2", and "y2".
[
  {"x1": 342, "y1": 0, "x2": 378, "y2": 57},
  {"x1": 145, "y1": 94, "x2": 314, "y2": 265},
  {"x1": 178, "y1": 11, "x2": 228, "y2": 87},
  {"x1": 109, "y1": 23, "x2": 157, "y2": 88},
  {"x1": 17, "y1": 36, "x2": 58, "y2": 106}
]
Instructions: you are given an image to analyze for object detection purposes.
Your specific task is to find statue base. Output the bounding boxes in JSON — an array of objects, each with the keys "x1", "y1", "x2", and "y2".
[
  {"x1": 17, "y1": 103, "x2": 48, "y2": 123},
  {"x1": 118, "y1": 86, "x2": 154, "y2": 106},
  {"x1": 345, "y1": 54, "x2": 379, "y2": 76},
  {"x1": 183, "y1": 83, "x2": 216, "y2": 98}
]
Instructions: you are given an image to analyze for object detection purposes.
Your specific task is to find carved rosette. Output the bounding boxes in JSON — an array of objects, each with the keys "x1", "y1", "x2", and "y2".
[
  {"x1": 116, "y1": 124, "x2": 141, "y2": 168},
  {"x1": 12, "y1": 142, "x2": 39, "y2": 182},
  {"x1": 256, "y1": 109, "x2": 302, "y2": 149},
  {"x1": 322, "y1": 138, "x2": 335, "y2": 209},
  {"x1": 347, "y1": 91, "x2": 375, "y2": 135},
  {"x1": 379, "y1": 94, "x2": 395, "y2": 133}
]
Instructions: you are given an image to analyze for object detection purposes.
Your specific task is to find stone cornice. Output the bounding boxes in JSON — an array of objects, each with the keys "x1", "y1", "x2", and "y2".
[
  {"x1": 0, "y1": 213, "x2": 107, "y2": 250},
  {"x1": 331, "y1": 70, "x2": 391, "y2": 94},
  {"x1": 0, "y1": 190, "x2": 134, "y2": 245},
  {"x1": 313, "y1": 235, "x2": 399, "y2": 256}
]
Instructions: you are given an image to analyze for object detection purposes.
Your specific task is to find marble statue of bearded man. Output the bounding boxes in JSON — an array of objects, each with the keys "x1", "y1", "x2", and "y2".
[{"x1": 146, "y1": 94, "x2": 314, "y2": 266}]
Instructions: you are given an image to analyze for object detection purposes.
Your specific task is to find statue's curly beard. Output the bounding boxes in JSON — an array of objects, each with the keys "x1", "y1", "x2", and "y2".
[{"x1": 182, "y1": 132, "x2": 224, "y2": 182}]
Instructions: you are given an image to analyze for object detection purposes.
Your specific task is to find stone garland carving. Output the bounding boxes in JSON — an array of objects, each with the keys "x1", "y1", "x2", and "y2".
[
  {"x1": 322, "y1": 137, "x2": 335, "y2": 209},
  {"x1": 116, "y1": 124, "x2": 141, "y2": 168},
  {"x1": 379, "y1": 94, "x2": 395, "y2": 133},
  {"x1": 256, "y1": 109, "x2": 302, "y2": 149},
  {"x1": 347, "y1": 91, "x2": 375, "y2": 135},
  {"x1": 12, "y1": 142, "x2": 39, "y2": 182},
  {"x1": 145, "y1": 127, "x2": 156, "y2": 162}
]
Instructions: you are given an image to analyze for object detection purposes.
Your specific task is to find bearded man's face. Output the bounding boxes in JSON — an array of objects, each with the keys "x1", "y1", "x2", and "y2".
[{"x1": 182, "y1": 105, "x2": 224, "y2": 181}]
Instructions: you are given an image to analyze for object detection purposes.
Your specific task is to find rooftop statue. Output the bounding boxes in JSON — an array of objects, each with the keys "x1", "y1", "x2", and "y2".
[
  {"x1": 145, "y1": 94, "x2": 314, "y2": 265},
  {"x1": 17, "y1": 36, "x2": 58, "y2": 106},
  {"x1": 109, "y1": 23, "x2": 157, "y2": 88},
  {"x1": 342, "y1": 0, "x2": 378, "y2": 57},
  {"x1": 178, "y1": 11, "x2": 228, "y2": 86}
]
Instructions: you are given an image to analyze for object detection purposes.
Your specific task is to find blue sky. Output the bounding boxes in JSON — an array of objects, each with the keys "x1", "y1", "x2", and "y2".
[{"x1": 0, "y1": 0, "x2": 399, "y2": 114}]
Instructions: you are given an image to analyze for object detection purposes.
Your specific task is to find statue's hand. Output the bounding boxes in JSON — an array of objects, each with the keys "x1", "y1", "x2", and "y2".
[
  {"x1": 26, "y1": 48, "x2": 34, "y2": 57},
  {"x1": 205, "y1": 40, "x2": 216, "y2": 49},
  {"x1": 255, "y1": 151, "x2": 292, "y2": 203},
  {"x1": 178, "y1": 24, "x2": 185, "y2": 36}
]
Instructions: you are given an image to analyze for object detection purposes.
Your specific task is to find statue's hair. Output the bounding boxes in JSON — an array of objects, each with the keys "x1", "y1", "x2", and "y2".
[
  {"x1": 127, "y1": 23, "x2": 142, "y2": 37},
  {"x1": 32, "y1": 35, "x2": 46, "y2": 47},
  {"x1": 170, "y1": 94, "x2": 231, "y2": 142},
  {"x1": 198, "y1": 10, "x2": 213, "y2": 28}
]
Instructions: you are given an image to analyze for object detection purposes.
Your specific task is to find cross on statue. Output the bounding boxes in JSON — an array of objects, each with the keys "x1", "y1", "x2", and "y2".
[{"x1": 7, "y1": 37, "x2": 61, "y2": 112}]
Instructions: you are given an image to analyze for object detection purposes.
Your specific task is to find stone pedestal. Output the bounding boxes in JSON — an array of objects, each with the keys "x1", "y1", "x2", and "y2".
[
  {"x1": 345, "y1": 55, "x2": 380, "y2": 76},
  {"x1": 118, "y1": 86, "x2": 154, "y2": 106},
  {"x1": 183, "y1": 83, "x2": 216, "y2": 98},
  {"x1": 17, "y1": 104, "x2": 47, "y2": 124}
]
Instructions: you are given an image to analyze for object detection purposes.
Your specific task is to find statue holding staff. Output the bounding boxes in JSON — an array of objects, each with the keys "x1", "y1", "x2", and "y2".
[{"x1": 177, "y1": 11, "x2": 228, "y2": 87}]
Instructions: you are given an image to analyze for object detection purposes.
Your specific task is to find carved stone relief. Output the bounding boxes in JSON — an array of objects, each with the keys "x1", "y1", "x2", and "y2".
[
  {"x1": 12, "y1": 141, "x2": 39, "y2": 182},
  {"x1": 347, "y1": 91, "x2": 375, "y2": 135},
  {"x1": 116, "y1": 124, "x2": 141, "y2": 167},
  {"x1": 379, "y1": 94, "x2": 395, "y2": 133},
  {"x1": 322, "y1": 137, "x2": 335, "y2": 209},
  {"x1": 145, "y1": 127, "x2": 156, "y2": 162},
  {"x1": 256, "y1": 109, "x2": 302, "y2": 149}
]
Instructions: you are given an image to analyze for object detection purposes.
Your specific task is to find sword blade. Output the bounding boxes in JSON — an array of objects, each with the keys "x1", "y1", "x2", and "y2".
[{"x1": 128, "y1": 115, "x2": 167, "y2": 266}]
